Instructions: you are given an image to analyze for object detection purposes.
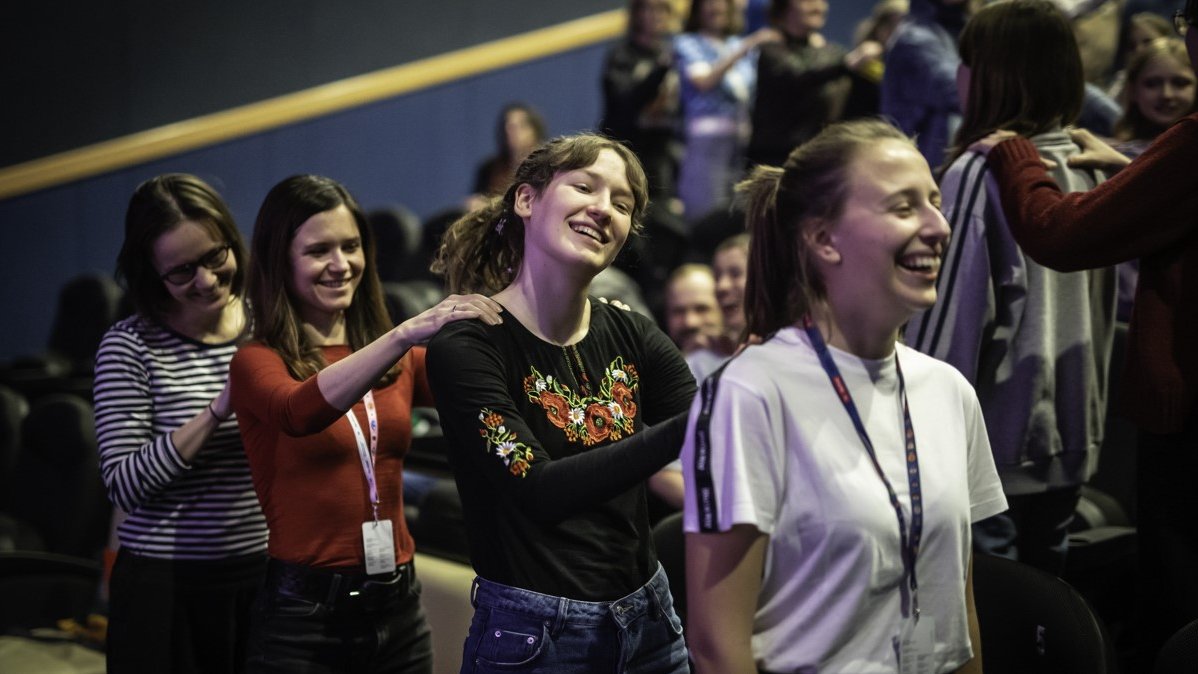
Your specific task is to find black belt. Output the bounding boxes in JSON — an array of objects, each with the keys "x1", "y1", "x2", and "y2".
[{"x1": 265, "y1": 558, "x2": 414, "y2": 612}]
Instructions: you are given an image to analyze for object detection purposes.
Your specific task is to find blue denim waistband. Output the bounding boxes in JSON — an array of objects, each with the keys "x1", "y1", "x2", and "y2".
[{"x1": 471, "y1": 563, "x2": 672, "y2": 630}]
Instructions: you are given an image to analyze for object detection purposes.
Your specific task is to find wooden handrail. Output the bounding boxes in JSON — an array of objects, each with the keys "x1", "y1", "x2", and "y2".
[{"x1": 0, "y1": 10, "x2": 625, "y2": 201}]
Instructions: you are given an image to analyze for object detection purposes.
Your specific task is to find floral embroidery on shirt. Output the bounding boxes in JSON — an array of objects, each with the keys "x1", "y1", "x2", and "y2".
[
  {"x1": 478, "y1": 409, "x2": 535, "y2": 477},
  {"x1": 523, "y1": 357, "x2": 640, "y2": 446}
]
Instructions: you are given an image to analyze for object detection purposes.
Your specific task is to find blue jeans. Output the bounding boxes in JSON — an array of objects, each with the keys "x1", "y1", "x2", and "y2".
[
  {"x1": 246, "y1": 559, "x2": 432, "y2": 673},
  {"x1": 461, "y1": 564, "x2": 689, "y2": 673}
]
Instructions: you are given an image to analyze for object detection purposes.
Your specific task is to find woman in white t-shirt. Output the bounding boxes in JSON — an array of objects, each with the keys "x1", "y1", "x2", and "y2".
[{"x1": 681, "y1": 118, "x2": 1007, "y2": 674}]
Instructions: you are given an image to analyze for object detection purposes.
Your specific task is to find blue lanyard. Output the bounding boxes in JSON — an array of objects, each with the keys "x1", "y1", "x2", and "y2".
[{"x1": 802, "y1": 316, "x2": 923, "y2": 620}]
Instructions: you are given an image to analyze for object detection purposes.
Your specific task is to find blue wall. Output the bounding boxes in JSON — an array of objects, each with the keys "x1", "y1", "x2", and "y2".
[
  {"x1": 0, "y1": 0, "x2": 878, "y2": 362},
  {"x1": 0, "y1": 43, "x2": 613, "y2": 361}
]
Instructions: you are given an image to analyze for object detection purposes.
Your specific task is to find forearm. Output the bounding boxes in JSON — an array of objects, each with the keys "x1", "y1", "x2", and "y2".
[
  {"x1": 989, "y1": 122, "x2": 1198, "y2": 268},
  {"x1": 521, "y1": 413, "x2": 689, "y2": 523},
  {"x1": 687, "y1": 526, "x2": 767, "y2": 674},
  {"x1": 316, "y1": 327, "x2": 412, "y2": 410},
  {"x1": 955, "y1": 555, "x2": 983, "y2": 674},
  {"x1": 168, "y1": 402, "x2": 227, "y2": 463}
]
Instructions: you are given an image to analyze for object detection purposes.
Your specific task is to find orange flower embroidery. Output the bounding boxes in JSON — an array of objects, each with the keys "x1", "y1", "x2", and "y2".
[
  {"x1": 476, "y1": 408, "x2": 535, "y2": 478},
  {"x1": 523, "y1": 356, "x2": 639, "y2": 446}
]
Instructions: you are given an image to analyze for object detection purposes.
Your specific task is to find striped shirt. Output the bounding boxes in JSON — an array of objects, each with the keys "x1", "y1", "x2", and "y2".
[{"x1": 94, "y1": 315, "x2": 267, "y2": 560}]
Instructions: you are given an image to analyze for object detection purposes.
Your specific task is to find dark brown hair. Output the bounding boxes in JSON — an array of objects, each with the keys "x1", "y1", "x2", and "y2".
[
  {"x1": 117, "y1": 173, "x2": 247, "y2": 325},
  {"x1": 685, "y1": 0, "x2": 742, "y2": 36},
  {"x1": 433, "y1": 133, "x2": 649, "y2": 295},
  {"x1": 248, "y1": 174, "x2": 396, "y2": 383},
  {"x1": 737, "y1": 119, "x2": 912, "y2": 337},
  {"x1": 949, "y1": 0, "x2": 1083, "y2": 165}
]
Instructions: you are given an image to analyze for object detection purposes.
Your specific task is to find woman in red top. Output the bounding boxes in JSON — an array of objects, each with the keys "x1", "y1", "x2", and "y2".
[{"x1": 229, "y1": 174, "x2": 501, "y2": 673}]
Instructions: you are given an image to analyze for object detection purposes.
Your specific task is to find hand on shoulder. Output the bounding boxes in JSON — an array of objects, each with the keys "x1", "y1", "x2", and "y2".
[{"x1": 397, "y1": 293, "x2": 504, "y2": 346}]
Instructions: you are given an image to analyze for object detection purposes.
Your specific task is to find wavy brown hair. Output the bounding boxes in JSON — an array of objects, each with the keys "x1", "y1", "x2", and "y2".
[
  {"x1": 738, "y1": 119, "x2": 913, "y2": 337},
  {"x1": 248, "y1": 174, "x2": 397, "y2": 384},
  {"x1": 433, "y1": 133, "x2": 649, "y2": 295}
]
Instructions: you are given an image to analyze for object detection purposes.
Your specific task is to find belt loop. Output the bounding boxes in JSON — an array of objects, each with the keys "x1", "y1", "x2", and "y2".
[
  {"x1": 470, "y1": 578, "x2": 480, "y2": 608},
  {"x1": 326, "y1": 573, "x2": 343, "y2": 607},
  {"x1": 550, "y1": 596, "x2": 569, "y2": 638}
]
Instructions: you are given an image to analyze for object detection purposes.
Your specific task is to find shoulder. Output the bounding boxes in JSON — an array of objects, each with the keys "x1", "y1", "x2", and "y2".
[
  {"x1": 98, "y1": 315, "x2": 173, "y2": 355},
  {"x1": 230, "y1": 340, "x2": 281, "y2": 367},
  {"x1": 941, "y1": 152, "x2": 991, "y2": 204},
  {"x1": 896, "y1": 343, "x2": 973, "y2": 395},
  {"x1": 428, "y1": 316, "x2": 500, "y2": 351}
]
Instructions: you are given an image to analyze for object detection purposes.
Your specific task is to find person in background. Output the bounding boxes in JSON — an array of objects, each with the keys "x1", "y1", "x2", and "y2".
[
  {"x1": 1113, "y1": 36, "x2": 1197, "y2": 158},
  {"x1": 906, "y1": 0, "x2": 1116, "y2": 576},
  {"x1": 881, "y1": 0, "x2": 970, "y2": 169},
  {"x1": 674, "y1": 0, "x2": 781, "y2": 223},
  {"x1": 712, "y1": 232, "x2": 750, "y2": 339},
  {"x1": 230, "y1": 174, "x2": 499, "y2": 673},
  {"x1": 662, "y1": 264, "x2": 724, "y2": 370},
  {"x1": 967, "y1": 1, "x2": 1198, "y2": 662},
  {"x1": 747, "y1": 0, "x2": 883, "y2": 167},
  {"x1": 684, "y1": 118, "x2": 1005, "y2": 673},
  {"x1": 601, "y1": 0, "x2": 682, "y2": 205},
  {"x1": 1107, "y1": 11, "x2": 1175, "y2": 101},
  {"x1": 472, "y1": 103, "x2": 548, "y2": 201},
  {"x1": 1109, "y1": 36, "x2": 1195, "y2": 320},
  {"x1": 842, "y1": 0, "x2": 909, "y2": 120},
  {"x1": 428, "y1": 133, "x2": 695, "y2": 672},
  {"x1": 96, "y1": 174, "x2": 267, "y2": 673}
]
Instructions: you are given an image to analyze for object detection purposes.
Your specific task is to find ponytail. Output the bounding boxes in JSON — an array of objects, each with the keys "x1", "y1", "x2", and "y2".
[
  {"x1": 432, "y1": 193, "x2": 525, "y2": 294},
  {"x1": 737, "y1": 166, "x2": 801, "y2": 337}
]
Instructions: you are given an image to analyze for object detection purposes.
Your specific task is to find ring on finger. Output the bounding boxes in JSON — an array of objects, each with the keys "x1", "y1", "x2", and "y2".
[{"x1": 452, "y1": 304, "x2": 459, "y2": 313}]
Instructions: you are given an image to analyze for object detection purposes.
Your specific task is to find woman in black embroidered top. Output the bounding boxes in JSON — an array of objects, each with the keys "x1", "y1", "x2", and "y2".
[{"x1": 427, "y1": 133, "x2": 696, "y2": 673}]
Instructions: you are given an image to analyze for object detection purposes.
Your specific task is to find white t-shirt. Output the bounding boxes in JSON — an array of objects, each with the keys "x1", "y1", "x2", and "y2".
[{"x1": 682, "y1": 327, "x2": 1007, "y2": 673}]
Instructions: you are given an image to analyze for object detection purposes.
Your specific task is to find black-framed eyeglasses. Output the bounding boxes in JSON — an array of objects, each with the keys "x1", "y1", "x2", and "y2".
[
  {"x1": 1177, "y1": 0, "x2": 1197, "y2": 35},
  {"x1": 159, "y1": 244, "x2": 232, "y2": 285}
]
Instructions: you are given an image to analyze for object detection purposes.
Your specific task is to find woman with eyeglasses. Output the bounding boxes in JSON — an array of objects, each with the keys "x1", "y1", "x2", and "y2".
[
  {"x1": 95, "y1": 173, "x2": 267, "y2": 673},
  {"x1": 969, "y1": 0, "x2": 1198, "y2": 663}
]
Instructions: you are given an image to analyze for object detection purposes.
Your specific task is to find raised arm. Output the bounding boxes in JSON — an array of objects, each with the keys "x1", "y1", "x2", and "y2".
[
  {"x1": 985, "y1": 115, "x2": 1198, "y2": 270},
  {"x1": 94, "y1": 328, "x2": 230, "y2": 513}
]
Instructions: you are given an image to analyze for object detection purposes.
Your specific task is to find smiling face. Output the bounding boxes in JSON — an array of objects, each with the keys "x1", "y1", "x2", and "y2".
[
  {"x1": 713, "y1": 244, "x2": 748, "y2": 332},
  {"x1": 665, "y1": 266, "x2": 721, "y2": 348},
  {"x1": 287, "y1": 204, "x2": 365, "y2": 330},
  {"x1": 514, "y1": 148, "x2": 635, "y2": 281},
  {"x1": 813, "y1": 138, "x2": 949, "y2": 327},
  {"x1": 1131, "y1": 53, "x2": 1197, "y2": 130},
  {"x1": 152, "y1": 219, "x2": 236, "y2": 320}
]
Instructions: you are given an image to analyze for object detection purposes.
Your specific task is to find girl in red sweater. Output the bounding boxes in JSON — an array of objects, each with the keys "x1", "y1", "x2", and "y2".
[{"x1": 230, "y1": 174, "x2": 500, "y2": 673}]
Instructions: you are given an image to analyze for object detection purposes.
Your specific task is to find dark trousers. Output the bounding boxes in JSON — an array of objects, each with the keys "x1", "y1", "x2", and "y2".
[
  {"x1": 107, "y1": 548, "x2": 266, "y2": 674},
  {"x1": 246, "y1": 558, "x2": 432, "y2": 674},
  {"x1": 1137, "y1": 424, "x2": 1198, "y2": 667}
]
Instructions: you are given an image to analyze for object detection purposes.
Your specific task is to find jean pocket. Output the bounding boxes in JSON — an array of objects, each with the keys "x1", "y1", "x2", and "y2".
[
  {"x1": 268, "y1": 591, "x2": 324, "y2": 619},
  {"x1": 473, "y1": 608, "x2": 549, "y2": 668}
]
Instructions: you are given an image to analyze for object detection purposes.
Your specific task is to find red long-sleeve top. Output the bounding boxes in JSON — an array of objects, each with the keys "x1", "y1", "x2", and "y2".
[
  {"x1": 229, "y1": 342, "x2": 432, "y2": 568},
  {"x1": 987, "y1": 113, "x2": 1198, "y2": 433}
]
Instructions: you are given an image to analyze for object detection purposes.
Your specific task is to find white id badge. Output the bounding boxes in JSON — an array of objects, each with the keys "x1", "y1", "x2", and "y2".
[
  {"x1": 362, "y1": 520, "x2": 396, "y2": 576},
  {"x1": 899, "y1": 616, "x2": 936, "y2": 674}
]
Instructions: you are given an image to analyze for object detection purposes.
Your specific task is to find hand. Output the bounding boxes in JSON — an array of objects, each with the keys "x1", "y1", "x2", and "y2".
[
  {"x1": 1065, "y1": 128, "x2": 1131, "y2": 171},
  {"x1": 210, "y1": 379, "x2": 233, "y2": 421},
  {"x1": 809, "y1": 31, "x2": 826, "y2": 48},
  {"x1": 397, "y1": 294, "x2": 504, "y2": 345},
  {"x1": 745, "y1": 27, "x2": 783, "y2": 50},
  {"x1": 596, "y1": 297, "x2": 631, "y2": 312},
  {"x1": 845, "y1": 40, "x2": 883, "y2": 71},
  {"x1": 967, "y1": 130, "x2": 1019, "y2": 157}
]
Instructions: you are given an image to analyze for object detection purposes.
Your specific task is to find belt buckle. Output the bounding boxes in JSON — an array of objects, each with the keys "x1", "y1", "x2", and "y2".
[{"x1": 352, "y1": 565, "x2": 408, "y2": 612}]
